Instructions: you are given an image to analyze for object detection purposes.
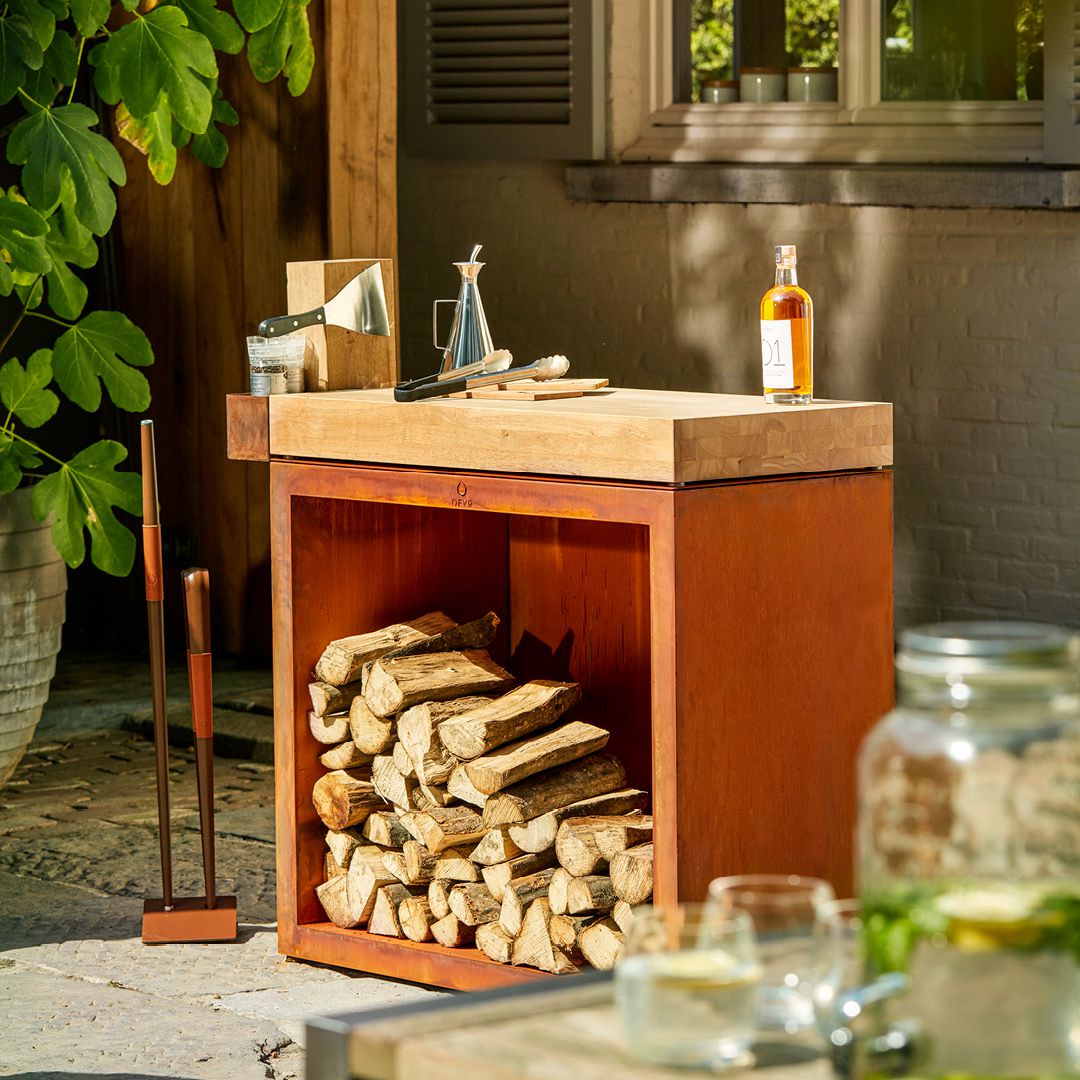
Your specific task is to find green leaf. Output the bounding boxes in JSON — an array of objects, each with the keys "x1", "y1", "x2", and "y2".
[
  {"x1": 0, "y1": 350, "x2": 59, "y2": 427},
  {"x1": 0, "y1": 15, "x2": 45, "y2": 104},
  {"x1": 52, "y1": 310, "x2": 153, "y2": 412},
  {"x1": 7, "y1": 103, "x2": 126, "y2": 236},
  {"x1": 22, "y1": 29, "x2": 78, "y2": 105},
  {"x1": 247, "y1": 0, "x2": 312, "y2": 95},
  {"x1": 8, "y1": 0, "x2": 56, "y2": 51},
  {"x1": 90, "y1": 7, "x2": 218, "y2": 133},
  {"x1": 116, "y1": 98, "x2": 178, "y2": 185},
  {"x1": 191, "y1": 86, "x2": 238, "y2": 167},
  {"x1": 172, "y1": 0, "x2": 244, "y2": 54},
  {"x1": 0, "y1": 191, "x2": 50, "y2": 294},
  {"x1": 13, "y1": 275, "x2": 44, "y2": 309},
  {"x1": 41, "y1": 176, "x2": 97, "y2": 319},
  {"x1": 0, "y1": 433, "x2": 41, "y2": 493},
  {"x1": 233, "y1": 0, "x2": 284, "y2": 33},
  {"x1": 29, "y1": 439, "x2": 141, "y2": 574},
  {"x1": 69, "y1": 0, "x2": 110, "y2": 37}
]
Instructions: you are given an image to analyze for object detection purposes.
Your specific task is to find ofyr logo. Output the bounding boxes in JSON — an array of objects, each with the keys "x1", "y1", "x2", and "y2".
[{"x1": 452, "y1": 480, "x2": 473, "y2": 508}]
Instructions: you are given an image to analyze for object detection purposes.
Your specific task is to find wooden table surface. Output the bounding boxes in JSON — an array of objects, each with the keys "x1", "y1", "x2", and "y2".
[{"x1": 306, "y1": 975, "x2": 832, "y2": 1080}]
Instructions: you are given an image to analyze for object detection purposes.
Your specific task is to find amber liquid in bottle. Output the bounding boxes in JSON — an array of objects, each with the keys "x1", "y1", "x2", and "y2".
[{"x1": 760, "y1": 245, "x2": 813, "y2": 405}]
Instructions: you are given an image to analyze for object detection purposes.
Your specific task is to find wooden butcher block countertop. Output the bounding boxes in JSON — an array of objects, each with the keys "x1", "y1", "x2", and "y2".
[{"x1": 266, "y1": 387, "x2": 892, "y2": 485}]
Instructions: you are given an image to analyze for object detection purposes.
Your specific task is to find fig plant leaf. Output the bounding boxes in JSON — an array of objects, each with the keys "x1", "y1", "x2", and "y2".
[
  {"x1": 247, "y1": 0, "x2": 312, "y2": 94},
  {"x1": 0, "y1": 350, "x2": 59, "y2": 428},
  {"x1": 232, "y1": 0, "x2": 284, "y2": 34},
  {"x1": 52, "y1": 309, "x2": 153, "y2": 412}
]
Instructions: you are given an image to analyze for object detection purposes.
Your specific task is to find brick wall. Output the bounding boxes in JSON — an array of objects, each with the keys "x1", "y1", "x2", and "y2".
[{"x1": 398, "y1": 157, "x2": 1080, "y2": 629}]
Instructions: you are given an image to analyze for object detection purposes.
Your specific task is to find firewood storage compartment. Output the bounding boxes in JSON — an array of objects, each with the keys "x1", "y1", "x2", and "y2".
[{"x1": 229, "y1": 388, "x2": 895, "y2": 991}]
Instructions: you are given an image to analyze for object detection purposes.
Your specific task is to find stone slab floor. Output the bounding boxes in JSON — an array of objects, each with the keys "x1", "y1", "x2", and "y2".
[{"x1": 0, "y1": 655, "x2": 442, "y2": 1080}]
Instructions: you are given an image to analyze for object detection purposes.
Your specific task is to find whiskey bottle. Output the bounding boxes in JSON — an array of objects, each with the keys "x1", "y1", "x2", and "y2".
[{"x1": 760, "y1": 244, "x2": 813, "y2": 404}]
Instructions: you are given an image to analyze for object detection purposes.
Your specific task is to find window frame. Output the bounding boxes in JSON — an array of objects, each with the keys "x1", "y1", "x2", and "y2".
[{"x1": 622, "y1": 0, "x2": 1045, "y2": 164}]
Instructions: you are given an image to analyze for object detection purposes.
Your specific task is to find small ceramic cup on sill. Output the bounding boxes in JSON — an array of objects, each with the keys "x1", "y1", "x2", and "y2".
[
  {"x1": 700, "y1": 78, "x2": 739, "y2": 103},
  {"x1": 739, "y1": 67, "x2": 786, "y2": 103},
  {"x1": 787, "y1": 66, "x2": 839, "y2": 102}
]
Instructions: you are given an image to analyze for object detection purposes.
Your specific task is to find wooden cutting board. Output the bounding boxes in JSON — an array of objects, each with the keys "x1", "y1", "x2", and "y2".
[
  {"x1": 267, "y1": 388, "x2": 892, "y2": 484},
  {"x1": 305, "y1": 974, "x2": 828, "y2": 1079},
  {"x1": 461, "y1": 378, "x2": 610, "y2": 400}
]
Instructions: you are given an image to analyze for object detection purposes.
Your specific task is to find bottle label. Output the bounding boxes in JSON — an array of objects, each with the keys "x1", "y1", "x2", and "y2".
[{"x1": 760, "y1": 319, "x2": 795, "y2": 390}]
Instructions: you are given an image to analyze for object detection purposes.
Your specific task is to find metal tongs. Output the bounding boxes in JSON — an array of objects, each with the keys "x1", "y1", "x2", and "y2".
[
  {"x1": 395, "y1": 353, "x2": 569, "y2": 402},
  {"x1": 395, "y1": 348, "x2": 512, "y2": 397}
]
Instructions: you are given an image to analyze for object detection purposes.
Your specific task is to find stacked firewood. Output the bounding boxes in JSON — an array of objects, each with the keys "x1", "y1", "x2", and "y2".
[{"x1": 308, "y1": 611, "x2": 654, "y2": 973}]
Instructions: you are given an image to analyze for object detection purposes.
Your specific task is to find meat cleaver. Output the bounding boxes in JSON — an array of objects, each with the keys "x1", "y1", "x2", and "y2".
[{"x1": 258, "y1": 263, "x2": 390, "y2": 338}]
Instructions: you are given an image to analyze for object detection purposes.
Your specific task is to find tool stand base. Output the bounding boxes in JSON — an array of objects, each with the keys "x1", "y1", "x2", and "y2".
[{"x1": 142, "y1": 895, "x2": 238, "y2": 943}]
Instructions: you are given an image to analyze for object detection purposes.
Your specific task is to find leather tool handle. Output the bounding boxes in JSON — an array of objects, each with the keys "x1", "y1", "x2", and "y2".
[{"x1": 182, "y1": 567, "x2": 211, "y2": 654}]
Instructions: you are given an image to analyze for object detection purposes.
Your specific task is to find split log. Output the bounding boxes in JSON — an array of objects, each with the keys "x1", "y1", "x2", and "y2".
[
  {"x1": 362, "y1": 811, "x2": 412, "y2": 848},
  {"x1": 475, "y1": 922, "x2": 514, "y2": 964},
  {"x1": 415, "y1": 784, "x2": 454, "y2": 809},
  {"x1": 372, "y1": 755, "x2": 418, "y2": 809},
  {"x1": 508, "y1": 790, "x2": 647, "y2": 853},
  {"x1": 312, "y1": 770, "x2": 382, "y2": 830},
  {"x1": 433, "y1": 847, "x2": 479, "y2": 882},
  {"x1": 309, "y1": 710, "x2": 351, "y2": 745},
  {"x1": 431, "y1": 912, "x2": 475, "y2": 948},
  {"x1": 578, "y1": 918, "x2": 625, "y2": 971},
  {"x1": 309, "y1": 682, "x2": 363, "y2": 719},
  {"x1": 319, "y1": 741, "x2": 373, "y2": 771},
  {"x1": 447, "y1": 765, "x2": 488, "y2": 808},
  {"x1": 482, "y1": 850, "x2": 558, "y2": 901},
  {"x1": 397, "y1": 697, "x2": 490, "y2": 785},
  {"x1": 314, "y1": 612, "x2": 457, "y2": 686},
  {"x1": 549, "y1": 914, "x2": 593, "y2": 952},
  {"x1": 392, "y1": 741, "x2": 416, "y2": 778},
  {"x1": 438, "y1": 680, "x2": 582, "y2": 760},
  {"x1": 325, "y1": 827, "x2": 367, "y2": 869},
  {"x1": 512, "y1": 899, "x2": 577, "y2": 974},
  {"x1": 464, "y1": 721, "x2": 609, "y2": 796},
  {"x1": 555, "y1": 815, "x2": 654, "y2": 877},
  {"x1": 369, "y1": 883, "x2": 417, "y2": 937},
  {"x1": 349, "y1": 697, "x2": 396, "y2": 755},
  {"x1": 382, "y1": 852, "x2": 416, "y2": 886},
  {"x1": 549, "y1": 867, "x2": 573, "y2": 915},
  {"x1": 448, "y1": 883, "x2": 501, "y2": 926},
  {"x1": 401, "y1": 840, "x2": 439, "y2": 885},
  {"x1": 468, "y1": 827, "x2": 522, "y2": 867},
  {"x1": 324, "y1": 852, "x2": 346, "y2": 879},
  {"x1": 567, "y1": 875, "x2": 618, "y2": 915},
  {"x1": 612, "y1": 899, "x2": 637, "y2": 937},
  {"x1": 399, "y1": 896, "x2": 434, "y2": 942},
  {"x1": 482, "y1": 753, "x2": 627, "y2": 827},
  {"x1": 381, "y1": 611, "x2": 500, "y2": 662},
  {"x1": 400, "y1": 806, "x2": 487, "y2": 854},
  {"x1": 499, "y1": 868, "x2": 558, "y2": 937},
  {"x1": 317, "y1": 856, "x2": 396, "y2": 928},
  {"x1": 428, "y1": 879, "x2": 453, "y2": 920},
  {"x1": 364, "y1": 650, "x2": 515, "y2": 718},
  {"x1": 610, "y1": 843, "x2": 654, "y2": 905}
]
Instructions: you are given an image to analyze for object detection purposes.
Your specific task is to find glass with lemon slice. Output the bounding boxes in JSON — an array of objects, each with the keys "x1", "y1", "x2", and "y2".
[
  {"x1": 615, "y1": 904, "x2": 762, "y2": 1068},
  {"x1": 858, "y1": 623, "x2": 1080, "y2": 1077}
]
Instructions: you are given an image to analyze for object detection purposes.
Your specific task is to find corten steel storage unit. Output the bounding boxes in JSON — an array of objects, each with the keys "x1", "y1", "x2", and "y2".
[{"x1": 228, "y1": 388, "x2": 894, "y2": 991}]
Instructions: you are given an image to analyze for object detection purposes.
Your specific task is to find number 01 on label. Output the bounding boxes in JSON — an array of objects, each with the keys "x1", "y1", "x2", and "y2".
[{"x1": 760, "y1": 320, "x2": 795, "y2": 390}]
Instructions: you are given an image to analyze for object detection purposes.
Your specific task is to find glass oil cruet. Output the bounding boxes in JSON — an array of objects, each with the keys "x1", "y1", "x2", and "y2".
[{"x1": 857, "y1": 621, "x2": 1080, "y2": 1078}]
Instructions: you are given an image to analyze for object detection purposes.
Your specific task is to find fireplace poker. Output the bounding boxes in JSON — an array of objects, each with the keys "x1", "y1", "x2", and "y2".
[
  {"x1": 140, "y1": 419, "x2": 173, "y2": 910},
  {"x1": 183, "y1": 568, "x2": 217, "y2": 909}
]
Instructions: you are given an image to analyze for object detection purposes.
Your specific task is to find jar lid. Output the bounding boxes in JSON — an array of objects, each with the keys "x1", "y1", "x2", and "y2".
[
  {"x1": 898, "y1": 621, "x2": 1080, "y2": 676},
  {"x1": 701, "y1": 78, "x2": 737, "y2": 87}
]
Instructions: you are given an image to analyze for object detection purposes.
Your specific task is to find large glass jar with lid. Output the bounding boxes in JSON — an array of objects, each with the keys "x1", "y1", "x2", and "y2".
[{"x1": 858, "y1": 622, "x2": 1080, "y2": 1077}]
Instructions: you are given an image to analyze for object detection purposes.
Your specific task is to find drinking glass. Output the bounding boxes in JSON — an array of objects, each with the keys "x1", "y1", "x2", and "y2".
[
  {"x1": 707, "y1": 874, "x2": 835, "y2": 1033},
  {"x1": 615, "y1": 904, "x2": 761, "y2": 1069}
]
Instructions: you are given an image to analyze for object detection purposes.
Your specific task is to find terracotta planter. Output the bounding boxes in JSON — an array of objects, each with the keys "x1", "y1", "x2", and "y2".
[{"x1": 0, "y1": 488, "x2": 66, "y2": 786}]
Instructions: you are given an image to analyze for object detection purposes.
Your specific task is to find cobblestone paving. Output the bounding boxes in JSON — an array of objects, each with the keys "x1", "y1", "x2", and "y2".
[{"x1": 0, "y1": 731, "x2": 441, "y2": 1079}]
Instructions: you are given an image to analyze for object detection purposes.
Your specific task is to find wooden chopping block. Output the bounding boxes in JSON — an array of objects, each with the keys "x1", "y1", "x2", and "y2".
[
  {"x1": 286, "y1": 258, "x2": 398, "y2": 391},
  {"x1": 451, "y1": 379, "x2": 611, "y2": 402}
]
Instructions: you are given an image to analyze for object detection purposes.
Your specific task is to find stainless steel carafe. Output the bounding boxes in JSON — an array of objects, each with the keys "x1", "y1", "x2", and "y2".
[{"x1": 433, "y1": 244, "x2": 493, "y2": 372}]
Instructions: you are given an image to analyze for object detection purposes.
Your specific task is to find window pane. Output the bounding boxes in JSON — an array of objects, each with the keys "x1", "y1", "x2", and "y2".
[
  {"x1": 689, "y1": 0, "x2": 839, "y2": 103},
  {"x1": 882, "y1": 0, "x2": 1045, "y2": 101}
]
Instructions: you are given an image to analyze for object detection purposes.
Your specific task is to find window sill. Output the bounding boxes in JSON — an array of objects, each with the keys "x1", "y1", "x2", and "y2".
[{"x1": 565, "y1": 163, "x2": 1080, "y2": 210}]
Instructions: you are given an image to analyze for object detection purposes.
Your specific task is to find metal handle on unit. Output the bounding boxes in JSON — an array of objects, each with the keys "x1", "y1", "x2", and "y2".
[{"x1": 432, "y1": 300, "x2": 459, "y2": 352}]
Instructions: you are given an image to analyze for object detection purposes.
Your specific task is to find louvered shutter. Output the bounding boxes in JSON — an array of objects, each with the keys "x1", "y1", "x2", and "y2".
[
  {"x1": 1045, "y1": 0, "x2": 1080, "y2": 163},
  {"x1": 403, "y1": 0, "x2": 605, "y2": 160}
]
